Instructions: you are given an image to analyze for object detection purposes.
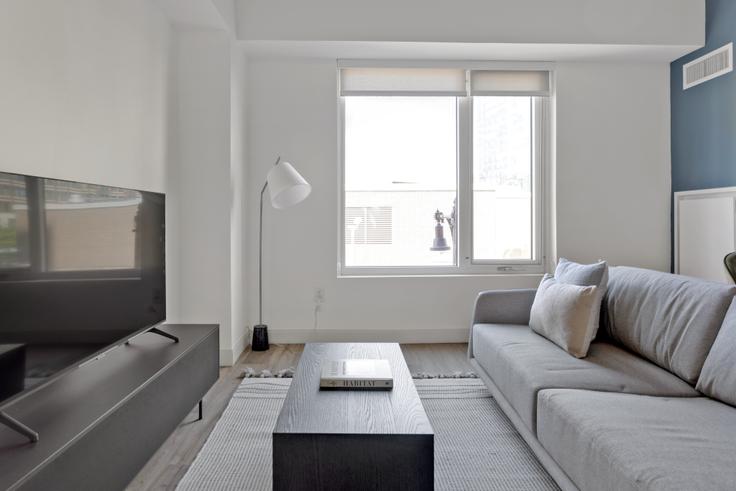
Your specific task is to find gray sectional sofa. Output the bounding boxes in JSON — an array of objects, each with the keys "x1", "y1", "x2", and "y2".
[{"x1": 469, "y1": 266, "x2": 736, "y2": 491}]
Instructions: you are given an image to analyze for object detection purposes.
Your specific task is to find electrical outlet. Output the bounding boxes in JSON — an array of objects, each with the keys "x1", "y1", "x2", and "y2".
[{"x1": 314, "y1": 287, "x2": 325, "y2": 304}]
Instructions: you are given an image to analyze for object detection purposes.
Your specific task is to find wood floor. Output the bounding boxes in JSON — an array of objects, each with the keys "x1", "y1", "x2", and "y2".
[{"x1": 126, "y1": 343, "x2": 472, "y2": 491}]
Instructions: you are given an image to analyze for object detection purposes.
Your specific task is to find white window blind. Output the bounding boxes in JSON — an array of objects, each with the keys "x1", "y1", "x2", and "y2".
[
  {"x1": 339, "y1": 67, "x2": 467, "y2": 96},
  {"x1": 339, "y1": 67, "x2": 551, "y2": 97},
  {"x1": 470, "y1": 70, "x2": 550, "y2": 96}
]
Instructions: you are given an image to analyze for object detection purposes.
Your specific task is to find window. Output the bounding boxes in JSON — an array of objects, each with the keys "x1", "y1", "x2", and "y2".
[{"x1": 339, "y1": 65, "x2": 550, "y2": 275}]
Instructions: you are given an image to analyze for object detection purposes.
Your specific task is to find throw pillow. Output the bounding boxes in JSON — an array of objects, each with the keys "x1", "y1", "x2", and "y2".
[
  {"x1": 555, "y1": 258, "x2": 609, "y2": 347},
  {"x1": 530, "y1": 274, "x2": 599, "y2": 358},
  {"x1": 555, "y1": 257, "x2": 608, "y2": 287}
]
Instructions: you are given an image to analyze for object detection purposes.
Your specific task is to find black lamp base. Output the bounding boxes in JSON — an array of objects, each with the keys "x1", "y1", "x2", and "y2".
[{"x1": 251, "y1": 324, "x2": 270, "y2": 351}]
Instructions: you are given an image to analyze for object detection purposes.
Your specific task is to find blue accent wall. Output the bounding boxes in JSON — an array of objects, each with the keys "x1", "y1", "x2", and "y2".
[{"x1": 671, "y1": 0, "x2": 736, "y2": 192}]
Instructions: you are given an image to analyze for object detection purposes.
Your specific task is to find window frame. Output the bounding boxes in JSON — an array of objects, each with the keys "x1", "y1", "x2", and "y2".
[{"x1": 337, "y1": 66, "x2": 551, "y2": 277}]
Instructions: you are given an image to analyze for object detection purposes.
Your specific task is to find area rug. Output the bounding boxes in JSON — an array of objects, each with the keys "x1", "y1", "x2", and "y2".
[{"x1": 177, "y1": 378, "x2": 559, "y2": 490}]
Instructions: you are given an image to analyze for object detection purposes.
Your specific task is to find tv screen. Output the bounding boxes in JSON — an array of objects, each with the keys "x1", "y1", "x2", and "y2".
[{"x1": 0, "y1": 172, "x2": 165, "y2": 406}]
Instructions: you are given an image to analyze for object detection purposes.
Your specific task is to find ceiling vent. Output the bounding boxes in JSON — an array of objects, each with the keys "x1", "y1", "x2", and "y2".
[{"x1": 683, "y1": 42, "x2": 733, "y2": 90}]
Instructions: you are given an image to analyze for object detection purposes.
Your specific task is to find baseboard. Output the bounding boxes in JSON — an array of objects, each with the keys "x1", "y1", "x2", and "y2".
[
  {"x1": 219, "y1": 329, "x2": 250, "y2": 366},
  {"x1": 232, "y1": 329, "x2": 248, "y2": 360},
  {"x1": 267, "y1": 328, "x2": 469, "y2": 344},
  {"x1": 219, "y1": 349, "x2": 235, "y2": 366}
]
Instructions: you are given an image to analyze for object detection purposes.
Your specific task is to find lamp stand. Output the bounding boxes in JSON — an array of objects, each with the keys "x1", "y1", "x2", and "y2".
[
  {"x1": 251, "y1": 324, "x2": 269, "y2": 351},
  {"x1": 252, "y1": 176, "x2": 271, "y2": 351},
  {"x1": 252, "y1": 157, "x2": 284, "y2": 351}
]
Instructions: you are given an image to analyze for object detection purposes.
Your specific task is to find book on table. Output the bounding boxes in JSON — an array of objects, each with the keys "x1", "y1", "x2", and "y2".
[{"x1": 319, "y1": 359, "x2": 393, "y2": 390}]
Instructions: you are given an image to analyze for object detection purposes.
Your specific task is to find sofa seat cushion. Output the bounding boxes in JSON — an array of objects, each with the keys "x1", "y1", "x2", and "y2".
[
  {"x1": 472, "y1": 323, "x2": 698, "y2": 433},
  {"x1": 604, "y1": 266, "x2": 736, "y2": 384},
  {"x1": 537, "y1": 390, "x2": 736, "y2": 491}
]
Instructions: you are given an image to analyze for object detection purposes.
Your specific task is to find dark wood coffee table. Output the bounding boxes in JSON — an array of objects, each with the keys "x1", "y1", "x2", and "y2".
[{"x1": 273, "y1": 343, "x2": 434, "y2": 491}]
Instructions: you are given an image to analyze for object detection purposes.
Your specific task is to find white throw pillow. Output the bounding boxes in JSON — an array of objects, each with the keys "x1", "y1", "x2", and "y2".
[
  {"x1": 529, "y1": 274, "x2": 599, "y2": 358},
  {"x1": 555, "y1": 258, "x2": 609, "y2": 348}
]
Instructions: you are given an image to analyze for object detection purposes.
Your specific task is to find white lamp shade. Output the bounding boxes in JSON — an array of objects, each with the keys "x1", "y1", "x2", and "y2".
[{"x1": 267, "y1": 161, "x2": 311, "y2": 209}]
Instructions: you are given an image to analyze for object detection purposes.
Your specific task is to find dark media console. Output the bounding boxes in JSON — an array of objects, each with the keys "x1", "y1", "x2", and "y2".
[{"x1": 0, "y1": 324, "x2": 219, "y2": 491}]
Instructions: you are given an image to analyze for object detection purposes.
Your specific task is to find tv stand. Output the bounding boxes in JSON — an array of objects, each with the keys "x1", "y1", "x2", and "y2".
[
  {"x1": 0, "y1": 326, "x2": 182, "y2": 443},
  {"x1": 0, "y1": 411, "x2": 39, "y2": 443},
  {"x1": 0, "y1": 324, "x2": 218, "y2": 491}
]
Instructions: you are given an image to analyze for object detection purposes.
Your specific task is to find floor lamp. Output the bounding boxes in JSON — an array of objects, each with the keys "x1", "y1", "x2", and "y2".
[{"x1": 252, "y1": 157, "x2": 312, "y2": 351}]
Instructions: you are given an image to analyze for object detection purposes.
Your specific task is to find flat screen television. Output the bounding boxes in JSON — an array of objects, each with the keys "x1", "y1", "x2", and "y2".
[{"x1": 0, "y1": 171, "x2": 165, "y2": 408}]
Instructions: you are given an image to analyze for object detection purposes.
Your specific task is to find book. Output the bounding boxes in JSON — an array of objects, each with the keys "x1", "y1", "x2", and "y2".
[{"x1": 319, "y1": 359, "x2": 393, "y2": 390}]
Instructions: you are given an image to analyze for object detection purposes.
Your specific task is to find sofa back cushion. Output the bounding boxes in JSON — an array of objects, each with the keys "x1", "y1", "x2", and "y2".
[
  {"x1": 603, "y1": 266, "x2": 736, "y2": 384},
  {"x1": 697, "y1": 298, "x2": 736, "y2": 406}
]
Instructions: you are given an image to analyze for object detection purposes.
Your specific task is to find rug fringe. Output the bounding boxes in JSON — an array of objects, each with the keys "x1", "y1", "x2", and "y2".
[
  {"x1": 413, "y1": 371, "x2": 478, "y2": 379},
  {"x1": 239, "y1": 367, "x2": 295, "y2": 378},
  {"x1": 239, "y1": 367, "x2": 477, "y2": 379}
]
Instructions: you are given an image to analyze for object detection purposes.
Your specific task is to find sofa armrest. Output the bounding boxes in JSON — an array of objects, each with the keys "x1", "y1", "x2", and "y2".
[
  {"x1": 473, "y1": 289, "x2": 537, "y2": 325},
  {"x1": 469, "y1": 289, "x2": 537, "y2": 359}
]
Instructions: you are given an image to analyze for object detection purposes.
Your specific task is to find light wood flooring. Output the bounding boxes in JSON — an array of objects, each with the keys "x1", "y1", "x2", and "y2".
[{"x1": 127, "y1": 343, "x2": 472, "y2": 491}]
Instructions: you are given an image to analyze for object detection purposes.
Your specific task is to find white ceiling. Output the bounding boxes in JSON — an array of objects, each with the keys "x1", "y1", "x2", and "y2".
[
  {"x1": 159, "y1": 0, "x2": 704, "y2": 63},
  {"x1": 155, "y1": 0, "x2": 225, "y2": 29}
]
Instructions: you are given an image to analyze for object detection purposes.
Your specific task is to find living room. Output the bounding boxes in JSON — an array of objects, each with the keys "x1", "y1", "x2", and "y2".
[{"x1": 0, "y1": 0, "x2": 734, "y2": 490}]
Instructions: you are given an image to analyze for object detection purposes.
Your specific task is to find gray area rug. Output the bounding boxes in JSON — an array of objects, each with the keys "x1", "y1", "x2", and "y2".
[{"x1": 177, "y1": 379, "x2": 558, "y2": 490}]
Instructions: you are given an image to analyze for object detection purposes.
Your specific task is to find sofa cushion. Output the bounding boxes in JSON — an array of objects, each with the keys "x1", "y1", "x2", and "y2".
[
  {"x1": 697, "y1": 297, "x2": 736, "y2": 407},
  {"x1": 555, "y1": 258, "x2": 609, "y2": 347},
  {"x1": 471, "y1": 323, "x2": 697, "y2": 433},
  {"x1": 529, "y1": 275, "x2": 599, "y2": 358},
  {"x1": 537, "y1": 390, "x2": 736, "y2": 491},
  {"x1": 604, "y1": 266, "x2": 736, "y2": 384}
]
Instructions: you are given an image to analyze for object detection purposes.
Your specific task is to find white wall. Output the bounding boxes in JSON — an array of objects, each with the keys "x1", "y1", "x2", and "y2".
[
  {"x1": 237, "y1": 0, "x2": 703, "y2": 48},
  {"x1": 212, "y1": 0, "x2": 238, "y2": 36},
  {"x1": 555, "y1": 62, "x2": 671, "y2": 271},
  {"x1": 230, "y1": 49, "x2": 249, "y2": 361},
  {"x1": 157, "y1": 1, "x2": 248, "y2": 365},
  {"x1": 167, "y1": 28, "x2": 238, "y2": 363},
  {"x1": 245, "y1": 57, "x2": 672, "y2": 342},
  {"x1": 0, "y1": 0, "x2": 170, "y2": 192}
]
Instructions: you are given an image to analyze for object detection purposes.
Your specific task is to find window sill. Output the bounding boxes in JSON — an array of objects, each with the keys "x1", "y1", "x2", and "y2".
[{"x1": 337, "y1": 272, "x2": 545, "y2": 279}]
